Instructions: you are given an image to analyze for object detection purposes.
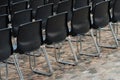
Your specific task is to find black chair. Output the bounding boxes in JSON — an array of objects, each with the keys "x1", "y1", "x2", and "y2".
[
  {"x1": 0, "y1": 5, "x2": 8, "y2": 15},
  {"x1": 11, "y1": 9, "x2": 32, "y2": 37},
  {"x1": 15, "y1": 20, "x2": 53, "y2": 76},
  {"x1": 91, "y1": 0, "x2": 105, "y2": 7},
  {"x1": 29, "y1": 0, "x2": 44, "y2": 17},
  {"x1": 110, "y1": 0, "x2": 120, "y2": 40},
  {"x1": 0, "y1": 28, "x2": 24, "y2": 80},
  {"x1": 73, "y1": 0, "x2": 89, "y2": 9},
  {"x1": 111, "y1": 0, "x2": 120, "y2": 23},
  {"x1": 56, "y1": 0, "x2": 72, "y2": 21},
  {"x1": 10, "y1": 1, "x2": 28, "y2": 15},
  {"x1": 109, "y1": 0, "x2": 115, "y2": 9},
  {"x1": 0, "y1": 0, "x2": 9, "y2": 6},
  {"x1": 29, "y1": 0, "x2": 44, "y2": 9},
  {"x1": 0, "y1": 14, "x2": 8, "y2": 29},
  {"x1": 10, "y1": 0, "x2": 26, "y2": 3},
  {"x1": 45, "y1": 12, "x2": 78, "y2": 65},
  {"x1": 70, "y1": 6, "x2": 100, "y2": 57},
  {"x1": 35, "y1": 3, "x2": 53, "y2": 28},
  {"x1": 48, "y1": 0, "x2": 60, "y2": 5},
  {"x1": 48, "y1": 0, "x2": 60, "y2": 12},
  {"x1": 92, "y1": 1, "x2": 119, "y2": 48}
]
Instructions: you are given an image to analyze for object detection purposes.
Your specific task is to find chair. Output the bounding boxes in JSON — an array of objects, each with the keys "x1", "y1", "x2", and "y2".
[
  {"x1": 48, "y1": 0, "x2": 60, "y2": 12},
  {"x1": 45, "y1": 12, "x2": 78, "y2": 65},
  {"x1": 0, "y1": 0, "x2": 9, "y2": 6},
  {"x1": 111, "y1": 0, "x2": 120, "y2": 23},
  {"x1": 10, "y1": 1, "x2": 28, "y2": 15},
  {"x1": 70, "y1": 6, "x2": 100, "y2": 57},
  {"x1": 35, "y1": 3, "x2": 53, "y2": 28},
  {"x1": 110, "y1": 0, "x2": 120, "y2": 40},
  {"x1": 10, "y1": 0, "x2": 26, "y2": 3},
  {"x1": 0, "y1": 14, "x2": 8, "y2": 29},
  {"x1": 92, "y1": 1, "x2": 119, "y2": 48},
  {"x1": 15, "y1": 20, "x2": 53, "y2": 76},
  {"x1": 0, "y1": 5, "x2": 8, "y2": 15},
  {"x1": 11, "y1": 9, "x2": 32, "y2": 37},
  {"x1": 109, "y1": 0, "x2": 115, "y2": 9},
  {"x1": 91, "y1": 0, "x2": 105, "y2": 7},
  {"x1": 73, "y1": 0, "x2": 89, "y2": 9},
  {"x1": 29, "y1": 0, "x2": 44, "y2": 17},
  {"x1": 0, "y1": 28, "x2": 24, "y2": 80},
  {"x1": 29, "y1": 0, "x2": 44, "y2": 9},
  {"x1": 56, "y1": 0, "x2": 72, "y2": 21}
]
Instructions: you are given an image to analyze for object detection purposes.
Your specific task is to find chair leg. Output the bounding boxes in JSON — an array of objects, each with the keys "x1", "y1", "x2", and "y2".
[
  {"x1": 0, "y1": 67, "x2": 1, "y2": 80},
  {"x1": 97, "y1": 23, "x2": 119, "y2": 49},
  {"x1": 29, "y1": 45, "x2": 53, "y2": 76},
  {"x1": 13, "y1": 54, "x2": 24, "y2": 80},
  {"x1": 5, "y1": 62, "x2": 8, "y2": 80},
  {"x1": 55, "y1": 36, "x2": 78, "y2": 66},
  {"x1": 109, "y1": 22, "x2": 119, "y2": 47},
  {"x1": 79, "y1": 29, "x2": 100, "y2": 57}
]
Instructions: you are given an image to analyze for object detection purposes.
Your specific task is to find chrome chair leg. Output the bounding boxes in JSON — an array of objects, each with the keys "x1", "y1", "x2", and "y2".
[
  {"x1": 0, "y1": 67, "x2": 1, "y2": 80},
  {"x1": 13, "y1": 54, "x2": 24, "y2": 80},
  {"x1": 109, "y1": 22, "x2": 119, "y2": 47},
  {"x1": 79, "y1": 29, "x2": 100, "y2": 57},
  {"x1": 55, "y1": 37, "x2": 78, "y2": 66},
  {"x1": 29, "y1": 45, "x2": 53, "y2": 76},
  {"x1": 97, "y1": 23, "x2": 119, "y2": 49},
  {"x1": 5, "y1": 62, "x2": 8, "y2": 80}
]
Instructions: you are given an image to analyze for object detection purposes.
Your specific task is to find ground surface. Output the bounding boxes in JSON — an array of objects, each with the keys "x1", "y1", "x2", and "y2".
[{"x1": 1, "y1": 25, "x2": 120, "y2": 80}]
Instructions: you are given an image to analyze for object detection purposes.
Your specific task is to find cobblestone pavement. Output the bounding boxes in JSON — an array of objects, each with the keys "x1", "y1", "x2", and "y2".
[{"x1": 1, "y1": 26, "x2": 120, "y2": 80}]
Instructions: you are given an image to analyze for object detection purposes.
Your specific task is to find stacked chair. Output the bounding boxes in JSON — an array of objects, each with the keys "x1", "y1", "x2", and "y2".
[{"x1": 0, "y1": 0, "x2": 120, "y2": 79}]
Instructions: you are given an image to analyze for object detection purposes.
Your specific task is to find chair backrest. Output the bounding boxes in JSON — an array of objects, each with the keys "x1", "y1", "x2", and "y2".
[
  {"x1": 56, "y1": 0, "x2": 72, "y2": 21},
  {"x1": 0, "y1": 28, "x2": 13, "y2": 61},
  {"x1": 10, "y1": 0, "x2": 26, "y2": 3},
  {"x1": 56, "y1": 0, "x2": 72, "y2": 13},
  {"x1": 29, "y1": 0, "x2": 44, "y2": 10},
  {"x1": 17, "y1": 20, "x2": 42, "y2": 53},
  {"x1": 48, "y1": 0, "x2": 60, "y2": 5},
  {"x1": 0, "y1": 5, "x2": 8, "y2": 15},
  {"x1": 112, "y1": 0, "x2": 120, "y2": 22},
  {"x1": 73, "y1": 0, "x2": 89, "y2": 9},
  {"x1": 48, "y1": 0, "x2": 60, "y2": 12},
  {"x1": 12, "y1": 9, "x2": 32, "y2": 37},
  {"x1": 35, "y1": 3, "x2": 53, "y2": 27},
  {"x1": 0, "y1": 0, "x2": 9, "y2": 6},
  {"x1": 92, "y1": 1, "x2": 109, "y2": 29},
  {"x1": 71, "y1": 6, "x2": 90, "y2": 36},
  {"x1": 109, "y1": 0, "x2": 115, "y2": 9},
  {"x1": 10, "y1": 1, "x2": 28, "y2": 15},
  {"x1": 91, "y1": 0, "x2": 105, "y2": 7},
  {"x1": 45, "y1": 12, "x2": 68, "y2": 44},
  {"x1": 0, "y1": 14, "x2": 8, "y2": 29}
]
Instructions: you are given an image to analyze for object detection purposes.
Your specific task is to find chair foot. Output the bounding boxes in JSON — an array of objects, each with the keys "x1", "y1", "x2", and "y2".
[
  {"x1": 57, "y1": 60, "x2": 78, "y2": 66},
  {"x1": 79, "y1": 53, "x2": 100, "y2": 57},
  {"x1": 31, "y1": 68, "x2": 53, "y2": 76},
  {"x1": 98, "y1": 45, "x2": 118, "y2": 49}
]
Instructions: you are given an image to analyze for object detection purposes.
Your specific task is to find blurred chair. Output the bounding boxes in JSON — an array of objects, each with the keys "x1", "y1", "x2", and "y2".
[
  {"x1": 92, "y1": 1, "x2": 119, "y2": 48},
  {"x1": 45, "y1": 12, "x2": 78, "y2": 65},
  {"x1": 70, "y1": 6, "x2": 100, "y2": 57},
  {"x1": 0, "y1": 14, "x2": 8, "y2": 29},
  {"x1": 14, "y1": 20, "x2": 53, "y2": 76},
  {"x1": 0, "y1": 28, "x2": 24, "y2": 80},
  {"x1": 73, "y1": 0, "x2": 89, "y2": 9},
  {"x1": 35, "y1": 3, "x2": 53, "y2": 28},
  {"x1": 0, "y1": 5, "x2": 8, "y2": 15},
  {"x1": 29, "y1": 0, "x2": 44, "y2": 18},
  {"x1": 56, "y1": 0, "x2": 72, "y2": 21},
  {"x1": 11, "y1": 9, "x2": 32, "y2": 37},
  {"x1": 10, "y1": 1, "x2": 28, "y2": 15}
]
